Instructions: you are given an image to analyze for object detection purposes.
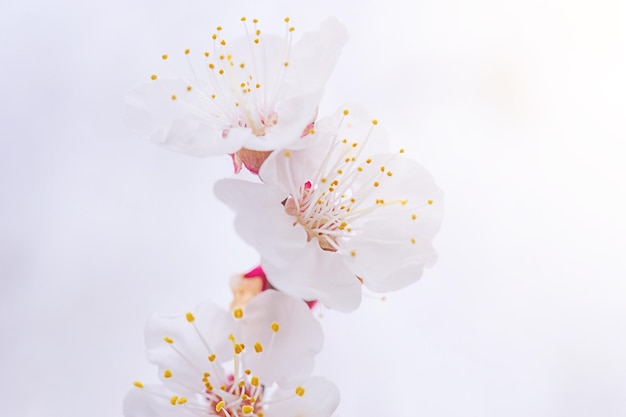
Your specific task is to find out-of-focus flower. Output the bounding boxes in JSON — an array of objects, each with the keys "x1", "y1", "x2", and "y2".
[
  {"x1": 124, "y1": 290, "x2": 338, "y2": 417},
  {"x1": 230, "y1": 265, "x2": 318, "y2": 311},
  {"x1": 215, "y1": 107, "x2": 444, "y2": 312},
  {"x1": 125, "y1": 18, "x2": 348, "y2": 174},
  {"x1": 229, "y1": 266, "x2": 268, "y2": 311}
]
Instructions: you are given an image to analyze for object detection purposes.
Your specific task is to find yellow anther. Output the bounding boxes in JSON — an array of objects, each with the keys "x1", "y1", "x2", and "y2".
[
  {"x1": 218, "y1": 69, "x2": 224, "y2": 75},
  {"x1": 372, "y1": 119, "x2": 379, "y2": 125},
  {"x1": 284, "y1": 151, "x2": 291, "y2": 157},
  {"x1": 254, "y1": 38, "x2": 260, "y2": 44},
  {"x1": 171, "y1": 94, "x2": 177, "y2": 101},
  {"x1": 186, "y1": 85, "x2": 192, "y2": 91},
  {"x1": 241, "y1": 16, "x2": 247, "y2": 21},
  {"x1": 161, "y1": 54, "x2": 168, "y2": 60},
  {"x1": 380, "y1": 166, "x2": 385, "y2": 172},
  {"x1": 255, "y1": 83, "x2": 261, "y2": 88},
  {"x1": 271, "y1": 322, "x2": 280, "y2": 332},
  {"x1": 228, "y1": 334, "x2": 235, "y2": 341},
  {"x1": 387, "y1": 171, "x2": 393, "y2": 177},
  {"x1": 284, "y1": 61, "x2": 289, "y2": 66},
  {"x1": 212, "y1": 34, "x2": 217, "y2": 40},
  {"x1": 344, "y1": 158, "x2": 350, "y2": 163},
  {"x1": 256, "y1": 29, "x2": 261, "y2": 36},
  {"x1": 163, "y1": 369, "x2": 172, "y2": 378},
  {"x1": 211, "y1": 94, "x2": 216, "y2": 99},
  {"x1": 164, "y1": 336, "x2": 174, "y2": 344},
  {"x1": 412, "y1": 213, "x2": 417, "y2": 220},
  {"x1": 321, "y1": 177, "x2": 327, "y2": 183},
  {"x1": 411, "y1": 238, "x2": 416, "y2": 244},
  {"x1": 350, "y1": 198, "x2": 356, "y2": 203},
  {"x1": 329, "y1": 187, "x2": 335, "y2": 192},
  {"x1": 234, "y1": 344, "x2": 243, "y2": 354},
  {"x1": 208, "y1": 353, "x2": 216, "y2": 362},
  {"x1": 133, "y1": 381, "x2": 144, "y2": 388},
  {"x1": 309, "y1": 129, "x2": 315, "y2": 134},
  {"x1": 170, "y1": 396, "x2": 178, "y2": 405},
  {"x1": 240, "y1": 62, "x2": 245, "y2": 68},
  {"x1": 374, "y1": 181, "x2": 380, "y2": 187},
  {"x1": 233, "y1": 308, "x2": 244, "y2": 319},
  {"x1": 209, "y1": 63, "x2": 215, "y2": 69},
  {"x1": 343, "y1": 109, "x2": 349, "y2": 116},
  {"x1": 239, "y1": 380, "x2": 245, "y2": 388},
  {"x1": 253, "y1": 18, "x2": 258, "y2": 23},
  {"x1": 251, "y1": 376, "x2": 260, "y2": 386},
  {"x1": 284, "y1": 17, "x2": 290, "y2": 22},
  {"x1": 337, "y1": 169, "x2": 343, "y2": 175},
  {"x1": 289, "y1": 27, "x2": 295, "y2": 32},
  {"x1": 177, "y1": 397, "x2": 187, "y2": 405},
  {"x1": 258, "y1": 412, "x2": 264, "y2": 417},
  {"x1": 399, "y1": 148, "x2": 405, "y2": 153},
  {"x1": 317, "y1": 199, "x2": 323, "y2": 205},
  {"x1": 220, "y1": 40, "x2": 226, "y2": 46},
  {"x1": 342, "y1": 138, "x2": 347, "y2": 143},
  {"x1": 401, "y1": 199, "x2": 407, "y2": 205},
  {"x1": 186, "y1": 312, "x2": 195, "y2": 322},
  {"x1": 352, "y1": 142, "x2": 358, "y2": 147},
  {"x1": 427, "y1": 199, "x2": 434, "y2": 205},
  {"x1": 366, "y1": 158, "x2": 372, "y2": 164},
  {"x1": 150, "y1": 74, "x2": 157, "y2": 80},
  {"x1": 216, "y1": 26, "x2": 222, "y2": 31},
  {"x1": 215, "y1": 401, "x2": 225, "y2": 412},
  {"x1": 242, "y1": 405, "x2": 254, "y2": 414},
  {"x1": 244, "y1": 369, "x2": 251, "y2": 375},
  {"x1": 204, "y1": 51, "x2": 209, "y2": 57},
  {"x1": 295, "y1": 386, "x2": 305, "y2": 397},
  {"x1": 338, "y1": 222, "x2": 347, "y2": 230},
  {"x1": 184, "y1": 48, "x2": 190, "y2": 54},
  {"x1": 350, "y1": 250, "x2": 357, "y2": 257},
  {"x1": 357, "y1": 167, "x2": 363, "y2": 172}
]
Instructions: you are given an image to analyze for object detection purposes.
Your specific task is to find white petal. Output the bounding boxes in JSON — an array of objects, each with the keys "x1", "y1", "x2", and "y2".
[
  {"x1": 262, "y1": 244, "x2": 361, "y2": 312},
  {"x1": 123, "y1": 385, "x2": 200, "y2": 417},
  {"x1": 285, "y1": 18, "x2": 349, "y2": 96},
  {"x1": 238, "y1": 290, "x2": 323, "y2": 388},
  {"x1": 145, "y1": 302, "x2": 234, "y2": 391},
  {"x1": 266, "y1": 377, "x2": 340, "y2": 417},
  {"x1": 125, "y1": 79, "x2": 246, "y2": 156}
]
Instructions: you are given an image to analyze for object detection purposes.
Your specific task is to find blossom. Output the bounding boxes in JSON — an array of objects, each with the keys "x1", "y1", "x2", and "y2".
[
  {"x1": 125, "y1": 18, "x2": 348, "y2": 174},
  {"x1": 124, "y1": 290, "x2": 339, "y2": 417},
  {"x1": 214, "y1": 107, "x2": 444, "y2": 312}
]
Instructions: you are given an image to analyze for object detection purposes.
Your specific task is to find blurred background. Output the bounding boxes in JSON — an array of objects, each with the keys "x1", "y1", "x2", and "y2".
[{"x1": 1, "y1": 0, "x2": 625, "y2": 416}]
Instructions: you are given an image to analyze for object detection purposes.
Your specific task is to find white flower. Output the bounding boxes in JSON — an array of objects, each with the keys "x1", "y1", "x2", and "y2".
[
  {"x1": 214, "y1": 107, "x2": 444, "y2": 312},
  {"x1": 125, "y1": 18, "x2": 348, "y2": 174},
  {"x1": 124, "y1": 290, "x2": 339, "y2": 417}
]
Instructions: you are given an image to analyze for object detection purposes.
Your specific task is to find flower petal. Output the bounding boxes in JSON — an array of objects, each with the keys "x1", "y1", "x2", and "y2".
[
  {"x1": 266, "y1": 377, "x2": 340, "y2": 417},
  {"x1": 238, "y1": 290, "x2": 323, "y2": 387}
]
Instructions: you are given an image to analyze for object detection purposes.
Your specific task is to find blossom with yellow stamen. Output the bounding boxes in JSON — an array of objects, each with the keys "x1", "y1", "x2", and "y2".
[
  {"x1": 125, "y1": 18, "x2": 348, "y2": 174},
  {"x1": 215, "y1": 106, "x2": 443, "y2": 312},
  {"x1": 124, "y1": 290, "x2": 338, "y2": 417}
]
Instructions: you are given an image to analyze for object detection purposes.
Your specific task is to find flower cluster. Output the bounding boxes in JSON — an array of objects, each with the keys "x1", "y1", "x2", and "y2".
[{"x1": 125, "y1": 16, "x2": 443, "y2": 417}]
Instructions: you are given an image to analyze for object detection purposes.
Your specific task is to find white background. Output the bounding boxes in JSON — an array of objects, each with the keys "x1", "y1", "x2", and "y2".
[{"x1": 1, "y1": 0, "x2": 625, "y2": 416}]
